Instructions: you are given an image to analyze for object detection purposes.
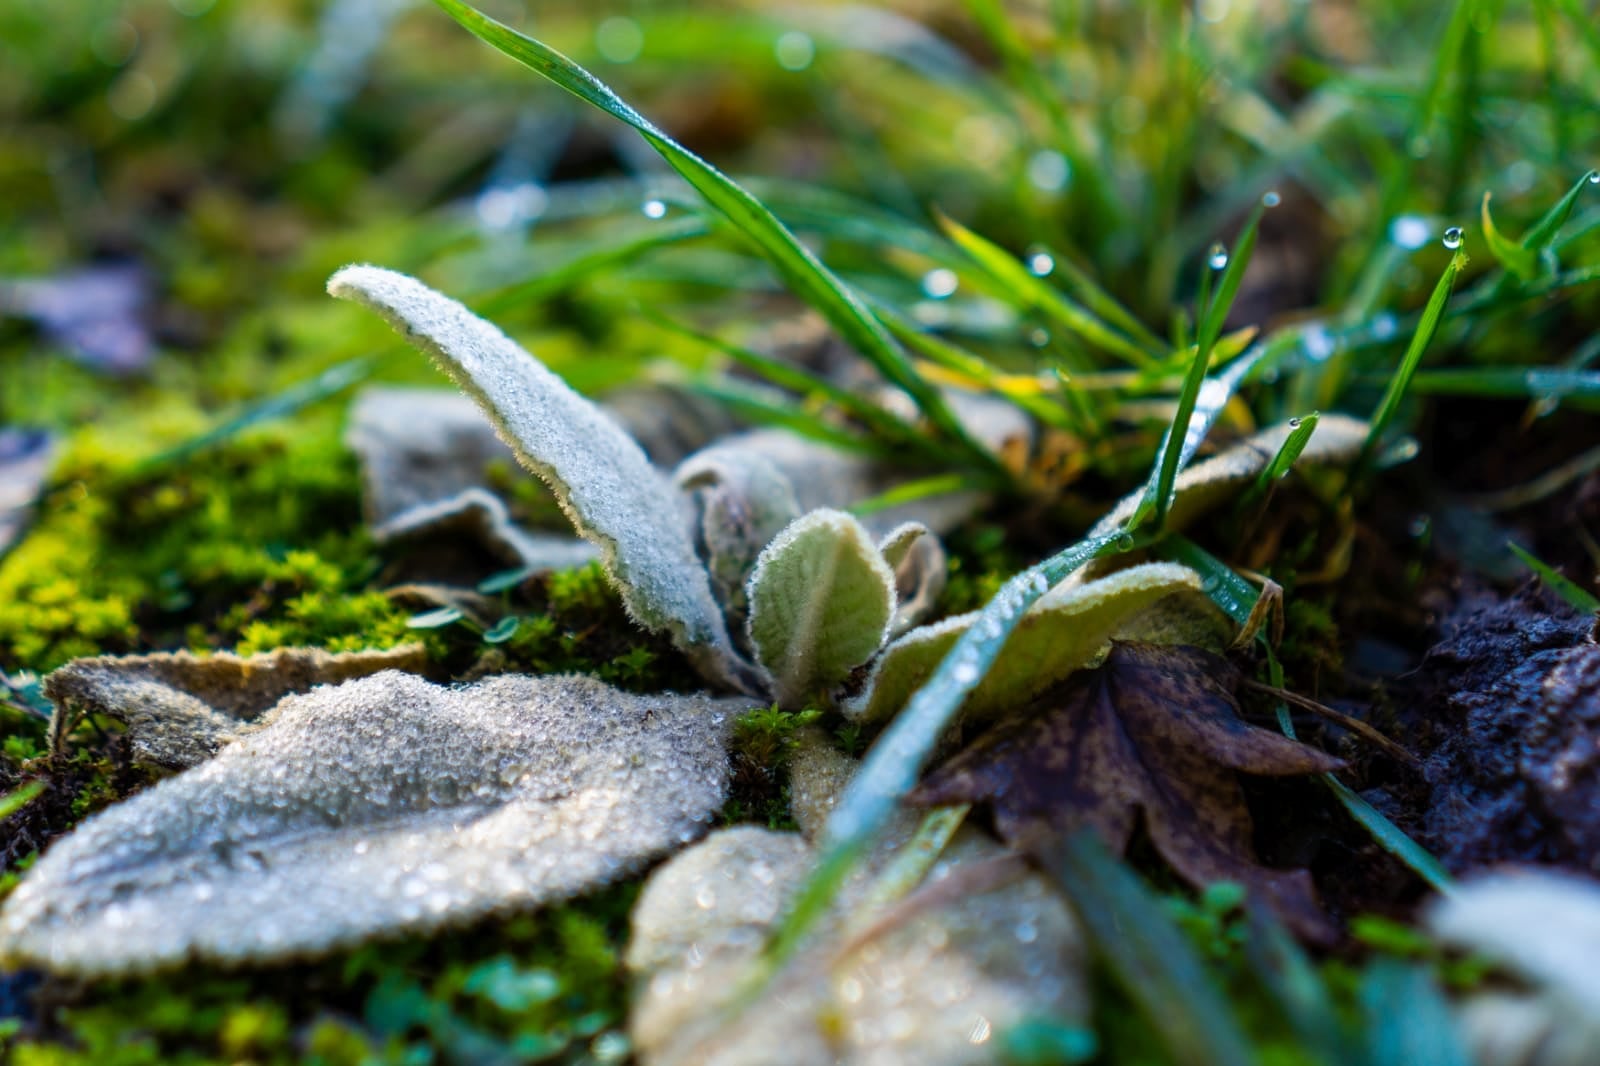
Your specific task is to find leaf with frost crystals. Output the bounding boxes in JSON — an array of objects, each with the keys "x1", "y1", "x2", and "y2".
[
  {"x1": 44, "y1": 645, "x2": 427, "y2": 767},
  {"x1": 1, "y1": 671, "x2": 755, "y2": 976},
  {"x1": 1426, "y1": 870, "x2": 1600, "y2": 1066},
  {"x1": 626, "y1": 743, "x2": 1086, "y2": 1066},
  {"x1": 844, "y1": 562, "x2": 1216, "y2": 724},
  {"x1": 328, "y1": 265, "x2": 748, "y2": 691},
  {"x1": 746, "y1": 509, "x2": 895, "y2": 709}
]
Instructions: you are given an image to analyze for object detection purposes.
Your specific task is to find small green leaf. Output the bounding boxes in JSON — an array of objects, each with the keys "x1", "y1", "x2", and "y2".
[
  {"x1": 1481, "y1": 192, "x2": 1539, "y2": 281},
  {"x1": 477, "y1": 567, "x2": 535, "y2": 595},
  {"x1": 1241, "y1": 413, "x2": 1320, "y2": 508},
  {"x1": 1508, "y1": 541, "x2": 1600, "y2": 612},
  {"x1": 0, "y1": 780, "x2": 44, "y2": 820},
  {"x1": 407, "y1": 606, "x2": 466, "y2": 630},
  {"x1": 483, "y1": 616, "x2": 522, "y2": 644},
  {"x1": 1520, "y1": 168, "x2": 1600, "y2": 255},
  {"x1": 746, "y1": 510, "x2": 895, "y2": 709}
]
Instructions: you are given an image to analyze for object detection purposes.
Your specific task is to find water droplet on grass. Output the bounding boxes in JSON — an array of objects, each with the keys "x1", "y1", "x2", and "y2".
[
  {"x1": 1588, "y1": 171, "x2": 1600, "y2": 185},
  {"x1": 1389, "y1": 215, "x2": 1430, "y2": 250},
  {"x1": 774, "y1": 31, "x2": 815, "y2": 71},
  {"x1": 1207, "y1": 243, "x2": 1229, "y2": 269},
  {"x1": 1026, "y1": 250, "x2": 1055, "y2": 276},
  {"x1": 1442, "y1": 226, "x2": 1464, "y2": 249},
  {"x1": 642, "y1": 199, "x2": 667, "y2": 219},
  {"x1": 921, "y1": 268, "x2": 958, "y2": 299},
  {"x1": 1262, "y1": 190, "x2": 1281, "y2": 207}
]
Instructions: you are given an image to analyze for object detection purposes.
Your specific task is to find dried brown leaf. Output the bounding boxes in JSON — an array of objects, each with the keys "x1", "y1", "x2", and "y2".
[
  {"x1": 911, "y1": 642, "x2": 1344, "y2": 939},
  {"x1": 44, "y1": 645, "x2": 427, "y2": 768}
]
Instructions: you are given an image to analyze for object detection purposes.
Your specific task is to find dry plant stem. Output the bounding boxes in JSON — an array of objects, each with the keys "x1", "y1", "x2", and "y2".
[
  {"x1": 1228, "y1": 574, "x2": 1284, "y2": 651},
  {"x1": 1240, "y1": 679, "x2": 1420, "y2": 766}
]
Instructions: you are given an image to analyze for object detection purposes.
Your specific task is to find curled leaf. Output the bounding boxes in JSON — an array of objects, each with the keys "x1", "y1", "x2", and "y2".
[
  {"x1": 43, "y1": 644, "x2": 427, "y2": 767},
  {"x1": 4, "y1": 671, "x2": 754, "y2": 975},
  {"x1": 376, "y1": 487, "x2": 599, "y2": 579},
  {"x1": 328, "y1": 266, "x2": 747, "y2": 690},
  {"x1": 845, "y1": 562, "x2": 1213, "y2": 724},
  {"x1": 878, "y1": 522, "x2": 948, "y2": 639},
  {"x1": 746, "y1": 509, "x2": 895, "y2": 709}
]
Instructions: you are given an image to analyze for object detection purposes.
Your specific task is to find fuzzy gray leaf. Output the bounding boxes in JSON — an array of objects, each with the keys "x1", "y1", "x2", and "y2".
[
  {"x1": 43, "y1": 645, "x2": 427, "y2": 768},
  {"x1": 328, "y1": 266, "x2": 745, "y2": 690},
  {"x1": 626, "y1": 744, "x2": 1086, "y2": 1066},
  {"x1": 2, "y1": 671, "x2": 754, "y2": 976},
  {"x1": 747, "y1": 510, "x2": 896, "y2": 708},
  {"x1": 878, "y1": 522, "x2": 948, "y2": 640},
  {"x1": 845, "y1": 562, "x2": 1211, "y2": 724},
  {"x1": 377, "y1": 487, "x2": 599, "y2": 578}
]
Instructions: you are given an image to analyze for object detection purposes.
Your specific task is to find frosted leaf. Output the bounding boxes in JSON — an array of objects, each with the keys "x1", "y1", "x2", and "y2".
[
  {"x1": 43, "y1": 645, "x2": 427, "y2": 768},
  {"x1": 328, "y1": 266, "x2": 744, "y2": 690},
  {"x1": 376, "y1": 487, "x2": 599, "y2": 578},
  {"x1": 626, "y1": 747, "x2": 1086, "y2": 1066},
  {"x1": 1427, "y1": 870, "x2": 1600, "y2": 1066},
  {"x1": 2, "y1": 671, "x2": 754, "y2": 976},
  {"x1": 746, "y1": 510, "x2": 896, "y2": 709},
  {"x1": 877, "y1": 523, "x2": 948, "y2": 640},
  {"x1": 346, "y1": 386, "x2": 527, "y2": 527},
  {"x1": 674, "y1": 442, "x2": 802, "y2": 639},
  {"x1": 845, "y1": 563, "x2": 1209, "y2": 724},
  {"x1": 0, "y1": 428, "x2": 53, "y2": 559}
]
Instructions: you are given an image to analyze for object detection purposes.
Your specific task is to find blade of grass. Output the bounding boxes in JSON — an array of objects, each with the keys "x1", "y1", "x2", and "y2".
[
  {"x1": 1039, "y1": 832, "x2": 1256, "y2": 1066},
  {"x1": 1353, "y1": 249, "x2": 1468, "y2": 481},
  {"x1": 429, "y1": 0, "x2": 1000, "y2": 474},
  {"x1": 1159, "y1": 536, "x2": 1456, "y2": 894},
  {"x1": 937, "y1": 213, "x2": 1160, "y2": 369},
  {"x1": 848, "y1": 473, "x2": 982, "y2": 518},
  {"x1": 1518, "y1": 169, "x2": 1598, "y2": 255},
  {"x1": 0, "y1": 780, "x2": 44, "y2": 819},
  {"x1": 1240, "y1": 413, "x2": 1320, "y2": 510},
  {"x1": 1033, "y1": 243, "x2": 1169, "y2": 358},
  {"x1": 1361, "y1": 961, "x2": 1473, "y2": 1066},
  {"x1": 1480, "y1": 193, "x2": 1538, "y2": 281},
  {"x1": 1508, "y1": 541, "x2": 1600, "y2": 612},
  {"x1": 1400, "y1": 366, "x2": 1600, "y2": 400},
  {"x1": 683, "y1": 379, "x2": 889, "y2": 457}
]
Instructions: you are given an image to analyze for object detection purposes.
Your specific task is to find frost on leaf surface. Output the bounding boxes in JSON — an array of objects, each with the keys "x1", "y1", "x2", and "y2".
[
  {"x1": 626, "y1": 744, "x2": 1086, "y2": 1066},
  {"x1": 746, "y1": 509, "x2": 895, "y2": 709},
  {"x1": 43, "y1": 644, "x2": 427, "y2": 768},
  {"x1": 1427, "y1": 870, "x2": 1600, "y2": 1066},
  {"x1": 1, "y1": 671, "x2": 754, "y2": 975},
  {"x1": 328, "y1": 266, "x2": 740, "y2": 688},
  {"x1": 846, "y1": 562, "x2": 1212, "y2": 724}
]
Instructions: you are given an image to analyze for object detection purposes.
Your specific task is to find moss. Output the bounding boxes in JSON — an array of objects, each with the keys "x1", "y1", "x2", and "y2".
[{"x1": 6, "y1": 887, "x2": 638, "y2": 1066}]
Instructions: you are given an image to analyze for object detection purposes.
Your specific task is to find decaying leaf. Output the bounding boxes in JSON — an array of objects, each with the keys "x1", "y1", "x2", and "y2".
[
  {"x1": 627, "y1": 743, "x2": 1086, "y2": 1066},
  {"x1": 328, "y1": 266, "x2": 747, "y2": 691},
  {"x1": 911, "y1": 641, "x2": 1344, "y2": 939},
  {"x1": 44, "y1": 644, "x2": 428, "y2": 767},
  {"x1": 747, "y1": 509, "x2": 896, "y2": 709},
  {"x1": 375, "y1": 487, "x2": 600, "y2": 578},
  {"x1": 2, "y1": 671, "x2": 754, "y2": 975},
  {"x1": 845, "y1": 562, "x2": 1218, "y2": 724},
  {"x1": 0, "y1": 427, "x2": 54, "y2": 559},
  {"x1": 1427, "y1": 870, "x2": 1600, "y2": 1066}
]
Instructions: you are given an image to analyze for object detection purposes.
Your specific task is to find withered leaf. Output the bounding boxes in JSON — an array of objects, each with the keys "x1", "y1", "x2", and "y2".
[{"x1": 911, "y1": 641, "x2": 1344, "y2": 939}]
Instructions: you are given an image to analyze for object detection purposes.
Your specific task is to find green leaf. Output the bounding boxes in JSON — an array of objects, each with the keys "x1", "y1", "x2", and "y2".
[
  {"x1": 1402, "y1": 366, "x2": 1600, "y2": 400},
  {"x1": 483, "y1": 616, "x2": 522, "y2": 644},
  {"x1": 1520, "y1": 168, "x2": 1600, "y2": 255},
  {"x1": 1242, "y1": 413, "x2": 1320, "y2": 508},
  {"x1": 844, "y1": 562, "x2": 1209, "y2": 724},
  {"x1": 1480, "y1": 192, "x2": 1539, "y2": 281},
  {"x1": 407, "y1": 607, "x2": 467, "y2": 630},
  {"x1": 745, "y1": 510, "x2": 895, "y2": 709},
  {"x1": 328, "y1": 265, "x2": 751, "y2": 693},
  {"x1": 0, "y1": 780, "x2": 44, "y2": 820},
  {"x1": 1360, "y1": 961, "x2": 1472, "y2": 1066},
  {"x1": 1508, "y1": 541, "x2": 1600, "y2": 612},
  {"x1": 1355, "y1": 250, "x2": 1468, "y2": 481},
  {"x1": 428, "y1": 0, "x2": 998, "y2": 474}
]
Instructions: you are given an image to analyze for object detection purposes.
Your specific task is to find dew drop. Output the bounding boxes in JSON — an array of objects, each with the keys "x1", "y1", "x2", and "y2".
[
  {"x1": 694, "y1": 883, "x2": 717, "y2": 909},
  {"x1": 1442, "y1": 226, "x2": 1464, "y2": 250},
  {"x1": 1288, "y1": 416, "x2": 1302, "y2": 427},
  {"x1": 642, "y1": 199, "x2": 668, "y2": 220},
  {"x1": 1026, "y1": 250, "x2": 1055, "y2": 276},
  {"x1": 1262, "y1": 190, "x2": 1281, "y2": 208},
  {"x1": 774, "y1": 31, "x2": 815, "y2": 71},
  {"x1": 1589, "y1": 171, "x2": 1600, "y2": 186},
  {"x1": 1113, "y1": 530, "x2": 1136, "y2": 552},
  {"x1": 1027, "y1": 327, "x2": 1051, "y2": 347},
  {"x1": 951, "y1": 661, "x2": 981, "y2": 685},
  {"x1": 1388, "y1": 214, "x2": 1430, "y2": 250},
  {"x1": 921, "y1": 268, "x2": 959, "y2": 299},
  {"x1": 1207, "y1": 242, "x2": 1229, "y2": 270}
]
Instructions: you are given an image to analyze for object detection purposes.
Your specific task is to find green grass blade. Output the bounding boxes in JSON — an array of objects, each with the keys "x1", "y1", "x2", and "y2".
[
  {"x1": 937, "y1": 213, "x2": 1159, "y2": 369},
  {"x1": 1035, "y1": 244, "x2": 1169, "y2": 358},
  {"x1": 0, "y1": 780, "x2": 45, "y2": 819},
  {"x1": 1039, "y1": 833, "x2": 1256, "y2": 1066},
  {"x1": 1508, "y1": 541, "x2": 1600, "y2": 612},
  {"x1": 1138, "y1": 203, "x2": 1267, "y2": 530},
  {"x1": 1401, "y1": 367, "x2": 1600, "y2": 400},
  {"x1": 766, "y1": 528, "x2": 1131, "y2": 969},
  {"x1": 1354, "y1": 250, "x2": 1468, "y2": 480},
  {"x1": 1480, "y1": 193, "x2": 1538, "y2": 281},
  {"x1": 1520, "y1": 168, "x2": 1599, "y2": 253},
  {"x1": 1159, "y1": 536, "x2": 1456, "y2": 894},
  {"x1": 849, "y1": 473, "x2": 980, "y2": 518},
  {"x1": 429, "y1": 0, "x2": 998, "y2": 473},
  {"x1": 1241, "y1": 413, "x2": 1320, "y2": 508}
]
